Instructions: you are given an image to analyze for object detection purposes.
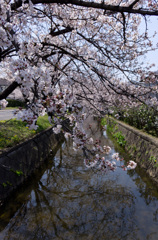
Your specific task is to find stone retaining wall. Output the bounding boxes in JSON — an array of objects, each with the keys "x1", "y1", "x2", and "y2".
[
  {"x1": 107, "y1": 117, "x2": 158, "y2": 184},
  {"x1": 0, "y1": 128, "x2": 63, "y2": 204}
]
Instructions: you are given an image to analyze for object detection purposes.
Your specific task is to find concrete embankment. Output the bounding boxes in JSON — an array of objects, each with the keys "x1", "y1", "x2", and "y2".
[
  {"x1": 0, "y1": 128, "x2": 63, "y2": 205},
  {"x1": 107, "y1": 117, "x2": 158, "y2": 184}
]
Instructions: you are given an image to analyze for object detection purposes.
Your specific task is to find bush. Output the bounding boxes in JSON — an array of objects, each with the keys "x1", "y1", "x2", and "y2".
[
  {"x1": 110, "y1": 104, "x2": 158, "y2": 137},
  {"x1": 6, "y1": 99, "x2": 26, "y2": 108}
]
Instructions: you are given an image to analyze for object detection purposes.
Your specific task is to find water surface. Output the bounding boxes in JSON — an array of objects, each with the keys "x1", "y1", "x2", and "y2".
[{"x1": 0, "y1": 120, "x2": 158, "y2": 240}]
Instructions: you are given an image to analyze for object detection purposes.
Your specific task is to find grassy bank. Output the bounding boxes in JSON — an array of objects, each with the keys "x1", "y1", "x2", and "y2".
[
  {"x1": 0, "y1": 115, "x2": 51, "y2": 150},
  {"x1": 101, "y1": 116, "x2": 126, "y2": 147}
]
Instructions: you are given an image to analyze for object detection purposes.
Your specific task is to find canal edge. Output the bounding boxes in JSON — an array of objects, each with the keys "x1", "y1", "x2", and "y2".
[
  {"x1": 106, "y1": 117, "x2": 158, "y2": 184},
  {"x1": 0, "y1": 127, "x2": 64, "y2": 205}
]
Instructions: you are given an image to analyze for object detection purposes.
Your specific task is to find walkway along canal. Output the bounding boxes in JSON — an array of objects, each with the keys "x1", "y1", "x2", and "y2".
[{"x1": 0, "y1": 119, "x2": 158, "y2": 239}]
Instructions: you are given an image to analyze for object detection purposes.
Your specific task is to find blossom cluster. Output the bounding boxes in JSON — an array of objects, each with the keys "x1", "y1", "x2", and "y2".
[
  {"x1": 0, "y1": 99, "x2": 8, "y2": 109},
  {"x1": 0, "y1": 0, "x2": 157, "y2": 174}
]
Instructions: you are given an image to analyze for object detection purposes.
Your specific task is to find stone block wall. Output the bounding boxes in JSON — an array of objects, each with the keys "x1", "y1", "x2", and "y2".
[
  {"x1": 0, "y1": 128, "x2": 63, "y2": 204},
  {"x1": 107, "y1": 118, "x2": 158, "y2": 184}
]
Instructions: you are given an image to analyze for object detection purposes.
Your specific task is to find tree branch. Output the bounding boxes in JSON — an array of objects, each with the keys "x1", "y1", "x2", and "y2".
[
  {"x1": 0, "y1": 47, "x2": 16, "y2": 62},
  {"x1": 121, "y1": 12, "x2": 126, "y2": 44},
  {"x1": 11, "y1": 0, "x2": 158, "y2": 16},
  {"x1": 50, "y1": 26, "x2": 73, "y2": 37},
  {"x1": 129, "y1": 0, "x2": 140, "y2": 9},
  {"x1": 0, "y1": 81, "x2": 20, "y2": 100}
]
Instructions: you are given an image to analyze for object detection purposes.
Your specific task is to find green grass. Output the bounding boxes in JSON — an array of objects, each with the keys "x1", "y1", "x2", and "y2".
[
  {"x1": 0, "y1": 115, "x2": 51, "y2": 149},
  {"x1": 36, "y1": 115, "x2": 51, "y2": 133},
  {"x1": 100, "y1": 117, "x2": 107, "y2": 126},
  {"x1": 113, "y1": 131, "x2": 126, "y2": 147},
  {"x1": 5, "y1": 107, "x2": 18, "y2": 110}
]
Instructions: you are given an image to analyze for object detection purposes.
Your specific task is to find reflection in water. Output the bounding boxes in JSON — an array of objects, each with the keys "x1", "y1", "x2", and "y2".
[{"x1": 0, "y1": 119, "x2": 158, "y2": 239}]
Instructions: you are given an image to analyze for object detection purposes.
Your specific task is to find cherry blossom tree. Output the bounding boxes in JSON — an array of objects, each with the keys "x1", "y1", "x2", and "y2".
[{"x1": 0, "y1": 0, "x2": 158, "y2": 170}]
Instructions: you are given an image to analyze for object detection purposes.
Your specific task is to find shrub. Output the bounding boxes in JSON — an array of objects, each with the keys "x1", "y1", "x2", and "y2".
[
  {"x1": 110, "y1": 104, "x2": 158, "y2": 137},
  {"x1": 7, "y1": 99, "x2": 26, "y2": 108}
]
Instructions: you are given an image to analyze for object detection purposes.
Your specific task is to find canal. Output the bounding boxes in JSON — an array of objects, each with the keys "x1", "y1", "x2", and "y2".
[{"x1": 0, "y1": 119, "x2": 158, "y2": 239}]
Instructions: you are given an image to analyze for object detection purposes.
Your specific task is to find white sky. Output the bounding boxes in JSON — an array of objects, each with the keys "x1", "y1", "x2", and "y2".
[{"x1": 140, "y1": 16, "x2": 158, "y2": 71}]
